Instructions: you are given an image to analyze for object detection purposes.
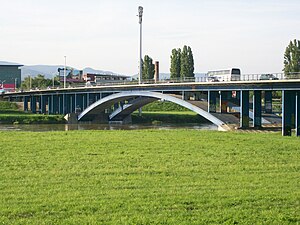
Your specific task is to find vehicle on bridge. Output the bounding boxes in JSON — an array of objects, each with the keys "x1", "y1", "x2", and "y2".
[
  {"x1": 207, "y1": 68, "x2": 241, "y2": 82},
  {"x1": 259, "y1": 74, "x2": 279, "y2": 80}
]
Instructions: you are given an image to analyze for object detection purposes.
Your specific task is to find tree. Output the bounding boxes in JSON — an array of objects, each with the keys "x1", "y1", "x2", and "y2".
[
  {"x1": 284, "y1": 39, "x2": 300, "y2": 77},
  {"x1": 21, "y1": 74, "x2": 60, "y2": 90},
  {"x1": 170, "y1": 45, "x2": 195, "y2": 80},
  {"x1": 187, "y1": 46, "x2": 195, "y2": 78},
  {"x1": 180, "y1": 45, "x2": 189, "y2": 79},
  {"x1": 142, "y1": 55, "x2": 155, "y2": 80},
  {"x1": 170, "y1": 48, "x2": 181, "y2": 79}
]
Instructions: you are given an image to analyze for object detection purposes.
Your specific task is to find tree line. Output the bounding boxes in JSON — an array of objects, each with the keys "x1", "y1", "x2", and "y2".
[
  {"x1": 21, "y1": 74, "x2": 60, "y2": 90},
  {"x1": 284, "y1": 39, "x2": 300, "y2": 77},
  {"x1": 141, "y1": 45, "x2": 195, "y2": 81}
]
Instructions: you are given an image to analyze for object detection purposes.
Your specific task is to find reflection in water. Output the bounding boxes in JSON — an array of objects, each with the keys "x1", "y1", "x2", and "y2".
[{"x1": 0, "y1": 123, "x2": 217, "y2": 132}]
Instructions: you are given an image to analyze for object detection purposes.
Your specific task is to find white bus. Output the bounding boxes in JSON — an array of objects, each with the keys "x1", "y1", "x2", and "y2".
[{"x1": 207, "y1": 68, "x2": 241, "y2": 82}]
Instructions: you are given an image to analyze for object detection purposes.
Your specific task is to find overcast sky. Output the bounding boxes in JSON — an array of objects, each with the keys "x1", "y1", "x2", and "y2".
[{"x1": 1, "y1": 0, "x2": 299, "y2": 75}]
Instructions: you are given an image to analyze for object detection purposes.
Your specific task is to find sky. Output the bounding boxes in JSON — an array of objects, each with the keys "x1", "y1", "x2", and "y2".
[{"x1": 1, "y1": 0, "x2": 300, "y2": 75}]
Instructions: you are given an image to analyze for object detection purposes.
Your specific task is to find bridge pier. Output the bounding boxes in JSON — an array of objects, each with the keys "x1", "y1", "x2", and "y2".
[
  {"x1": 30, "y1": 96, "x2": 37, "y2": 113},
  {"x1": 220, "y1": 91, "x2": 231, "y2": 113},
  {"x1": 264, "y1": 91, "x2": 273, "y2": 114},
  {"x1": 86, "y1": 93, "x2": 90, "y2": 108},
  {"x1": 253, "y1": 90, "x2": 262, "y2": 128},
  {"x1": 75, "y1": 94, "x2": 83, "y2": 112},
  {"x1": 40, "y1": 95, "x2": 47, "y2": 114},
  {"x1": 296, "y1": 91, "x2": 300, "y2": 136},
  {"x1": 58, "y1": 95, "x2": 63, "y2": 114},
  {"x1": 240, "y1": 90, "x2": 249, "y2": 128},
  {"x1": 47, "y1": 96, "x2": 52, "y2": 114},
  {"x1": 24, "y1": 96, "x2": 29, "y2": 111},
  {"x1": 208, "y1": 91, "x2": 217, "y2": 113},
  {"x1": 282, "y1": 90, "x2": 296, "y2": 136}
]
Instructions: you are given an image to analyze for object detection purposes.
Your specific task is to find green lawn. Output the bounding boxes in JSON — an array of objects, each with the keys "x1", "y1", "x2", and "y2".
[{"x1": 0, "y1": 130, "x2": 299, "y2": 224}]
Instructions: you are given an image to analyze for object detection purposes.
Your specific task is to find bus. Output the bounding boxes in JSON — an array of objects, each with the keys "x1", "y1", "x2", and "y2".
[{"x1": 207, "y1": 68, "x2": 241, "y2": 82}]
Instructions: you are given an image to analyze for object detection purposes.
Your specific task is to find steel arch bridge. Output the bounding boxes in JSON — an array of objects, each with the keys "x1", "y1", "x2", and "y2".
[{"x1": 78, "y1": 91, "x2": 225, "y2": 127}]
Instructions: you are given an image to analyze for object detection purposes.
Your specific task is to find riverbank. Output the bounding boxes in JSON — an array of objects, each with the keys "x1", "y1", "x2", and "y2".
[
  {"x1": 0, "y1": 102, "x2": 66, "y2": 124},
  {"x1": 132, "y1": 111, "x2": 209, "y2": 124},
  {"x1": 0, "y1": 130, "x2": 298, "y2": 224},
  {"x1": 0, "y1": 101, "x2": 208, "y2": 125},
  {"x1": 0, "y1": 112, "x2": 65, "y2": 124}
]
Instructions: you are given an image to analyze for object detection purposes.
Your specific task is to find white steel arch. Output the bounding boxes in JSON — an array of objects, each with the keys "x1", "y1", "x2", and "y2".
[{"x1": 78, "y1": 91, "x2": 225, "y2": 126}]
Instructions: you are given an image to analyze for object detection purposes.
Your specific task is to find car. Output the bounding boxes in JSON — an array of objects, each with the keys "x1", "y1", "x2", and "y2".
[
  {"x1": 207, "y1": 76, "x2": 219, "y2": 82},
  {"x1": 259, "y1": 74, "x2": 279, "y2": 80},
  {"x1": 85, "y1": 81, "x2": 96, "y2": 87}
]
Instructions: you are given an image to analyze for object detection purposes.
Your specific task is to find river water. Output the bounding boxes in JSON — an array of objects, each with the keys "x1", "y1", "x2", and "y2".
[{"x1": 0, "y1": 123, "x2": 217, "y2": 132}]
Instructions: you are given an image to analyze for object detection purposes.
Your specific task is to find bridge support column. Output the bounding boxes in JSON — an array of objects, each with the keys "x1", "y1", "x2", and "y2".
[
  {"x1": 24, "y1": 96, "x2": 29, "y2": 111},
  {"x1": 220, "y1": 91, "x2": 230, "y2": 113},
  {"x1": 30, "y1": 96, "x2": 37, "y2": 113},
  {"x1": 240, "y1": 90, "x2": 249, "y2": 128},
  {"x1": 265, "y1": 91, "x2": 272, "y2": 114},
  {"x1": 208, "y1": 91, "x2": 217, "y2": 113},
  {"x1": 89, "y1": 93, "x2": 97, "y2": 105},
  {"x1": 253, "y1": 90, "x2": 262, "y2": 128},
  {"x1": 52, "y1": 95, "x2": 59, "y2": 114},
  {"x1": 71, "y1": 94, "x2": 76, "y2": 113},
  {"x1": 282, "y1": 90, "x2": 296, "y2": 136},
  {"x1": 86, "y1": 93, "x2": 90, "y2": 107},
  {"x1": 296, "y1": 91, "x2": 300, "y2": 136},
  {"x1": 40, "y1": 95, "x2": 47, "y2": 114},
  {"x1": 58, "y1": 95, "x2": 63, "y2": 114},
  {"x1": 47, "y1": 96, "x2": 52, "y2": 114},
  {"x1": 64, "y1": 94, "x2": 71, "y2": 114},
  {"x1": 76, "y1": 94, "x2": 83, "y2": 112}
]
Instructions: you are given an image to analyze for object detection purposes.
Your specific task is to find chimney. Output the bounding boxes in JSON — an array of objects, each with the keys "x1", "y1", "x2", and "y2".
[{"x1": 154, "y1": 61, "x2": 159, "y2": 83}]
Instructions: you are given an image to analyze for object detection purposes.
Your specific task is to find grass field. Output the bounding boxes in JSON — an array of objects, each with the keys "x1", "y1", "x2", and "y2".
[{"x1": 0, "y1": 130, "x2": 299, "y2": 224}]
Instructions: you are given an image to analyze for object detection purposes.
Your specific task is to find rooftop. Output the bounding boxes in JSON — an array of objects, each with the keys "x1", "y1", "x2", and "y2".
[{"x1": 0, "y1": 61, "x2": 23, "y2": 66}]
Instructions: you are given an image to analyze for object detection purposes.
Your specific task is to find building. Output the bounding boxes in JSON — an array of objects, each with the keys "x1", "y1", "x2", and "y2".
[
  {"x1": 83, "y1": 73, "x2": 131, "y2": 84},
  {"x1": 58, "y1": 68, "x2": 84, "y2": 83},
  {"x1": 0, "y1": 61, "x2": 23, "y2": 91}
]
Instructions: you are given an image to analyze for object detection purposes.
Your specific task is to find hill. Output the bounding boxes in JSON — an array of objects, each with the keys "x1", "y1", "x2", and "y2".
[{"x1": 20, "y1": 65, "x2": 121, "y2": 80}]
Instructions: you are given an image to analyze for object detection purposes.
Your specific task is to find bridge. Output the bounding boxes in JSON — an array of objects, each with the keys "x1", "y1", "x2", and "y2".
[{"x1": 3, "y1": 79, "x2": 300, "y2": 136}]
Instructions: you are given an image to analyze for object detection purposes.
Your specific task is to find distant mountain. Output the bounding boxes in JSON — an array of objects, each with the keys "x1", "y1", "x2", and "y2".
[
  {"x1": 20, "y1": 65, "x2": 121, "y2": 80},
  {"x1": 21, "y1": 65, "x2": 62, "y2": 79},
  {"x1": 83, "y1": 67, "x2": 117, "y2": 76}
]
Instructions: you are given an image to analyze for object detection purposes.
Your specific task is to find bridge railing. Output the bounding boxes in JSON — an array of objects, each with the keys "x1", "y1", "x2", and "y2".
[{"x1": 6, "y1": 72, "x2": 300, "y2": 93}]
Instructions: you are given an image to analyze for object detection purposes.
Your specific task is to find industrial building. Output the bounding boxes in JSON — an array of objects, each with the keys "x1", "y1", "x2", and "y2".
[{"x1": 0, "y1": 61, "x2": 23, "y2": 91}]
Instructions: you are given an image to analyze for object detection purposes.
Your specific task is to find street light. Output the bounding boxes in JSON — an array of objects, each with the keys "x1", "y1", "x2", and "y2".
[
  {"x1": 138, "y1": 6, "x2": 143, "y2": 85},
  {"x1": 14, "y1": 78, "x2": 17, "y2": 91},
  {"x1": 52, "y1": 74, "x2": 55, "y2": 88},
  {"x1": 64, "y1": 56, "x2": 67, "y2": 89}
]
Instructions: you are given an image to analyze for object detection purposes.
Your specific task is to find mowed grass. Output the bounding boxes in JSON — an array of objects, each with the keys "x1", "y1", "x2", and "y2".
[{"x1": 0, "y1": 130, "x2": 299, "y2": 224}]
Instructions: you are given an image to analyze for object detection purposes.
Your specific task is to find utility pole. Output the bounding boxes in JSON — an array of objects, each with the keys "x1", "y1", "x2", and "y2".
[
  {"x1": 138, "y1": 6, "x2": 143, "y2": 85},
  {"x1": 64, "y1": 56, "x2": 67, "y2": 89}
]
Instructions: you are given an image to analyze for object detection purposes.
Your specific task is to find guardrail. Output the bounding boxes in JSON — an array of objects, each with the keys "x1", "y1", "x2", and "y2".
[{"x1": 4, "y1": 72, "x2": 300, "y2": 93}]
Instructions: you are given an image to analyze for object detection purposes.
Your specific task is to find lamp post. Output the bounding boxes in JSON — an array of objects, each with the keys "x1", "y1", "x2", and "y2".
[
  {"x1": 64, "y1": 56, "x2": 67, "y2": 89},
  {"x1": 29, "y1": 76, "x2": 32, "y2": 90},
  {"x1": 52, "y1": 74, "x2": 55, "y2": 88},
  {"x1": 138, "y1": 6, "x2": 143, "y2": 85},
  {"x1": 14, "y1": 78, "x2": 17, "y2": 91}
]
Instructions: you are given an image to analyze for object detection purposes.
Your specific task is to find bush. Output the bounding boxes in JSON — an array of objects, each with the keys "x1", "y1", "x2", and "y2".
[
  {"x1": 0, "y1": 101, "x2": 19, "y2": 111},
  {"x1": 142, "y1": 101, "x2": 189, "y2": 112}
]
